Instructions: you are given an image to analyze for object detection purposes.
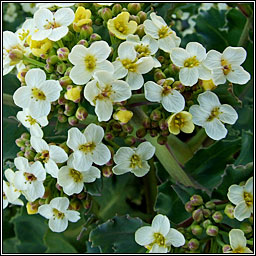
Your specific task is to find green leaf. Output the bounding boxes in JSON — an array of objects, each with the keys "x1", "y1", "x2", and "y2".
[
  {"x1": 86, "y1": 178, "x2": 103, "y2": 196},
  {"x1": 44, "y1": 230, "x2": 77, "y2": 253},
  {"x1": 86, "y1": 241, "x2": 100, "y2": 253},
  {"x1": 89, "y1": 215, "x2": 146, "y2": 253},
  {"x1": 3, "y1": 237, "x2": 19, "y2": 253},
  {"x1": 154, "y1": 180, "x2": 190, "y2": 224},
  {"x1": 184, "y1": 138, "x2": 242, "y2": 194}
]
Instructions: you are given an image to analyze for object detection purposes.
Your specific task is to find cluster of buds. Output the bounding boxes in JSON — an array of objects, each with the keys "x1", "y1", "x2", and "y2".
[{"x1": 15, "y1": 132, "x2": 36, "y2": 160}]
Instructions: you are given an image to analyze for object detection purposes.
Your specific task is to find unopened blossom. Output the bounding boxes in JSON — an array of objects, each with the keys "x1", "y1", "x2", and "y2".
[
  {"x1": 32, "y1": 7, "x2": 75, "y2": 41},
  {"x1": 113, "y1": 142, "x2": 155, "y2": 177},
  {"x1": 144, "y1": 12, "x2": 181, "y2": 53},
  {"x1": 113, "y1": 41, "x2": 155, "y2": 90},
  {"x1": 170, "y1": 42, "x2": 211, "y2": 86},
  {"x1": 107, "y1": 12, "x2": 137, "y2": 40},
  {"x1": 58, "y1": 155, "x2": 101, "y2": 196},
  {"x1": 38, "y1": 197, "x2": 80, "y2": 233},
  {"x1": 3, "y1": 169, "x2": 24, "y2": 209},
  {"x1": 26, "y1": 37, "x2": 53, "y2": 58},
  {"x1": 167, "y1": 111, "x2": 195, "y2": 135},
  {"x1": 144, "y1": 78, "x2": 185, "y2": 113},
  {"x1": 17, "y1": 108, "x2": 48, "y2": 138},
  {"x1": 67, "y1": 124, "x2": 111, "y2": 171},
  {"x1": 224, "y1": 229, "x2": 253, "y2": 253},
  {"x1": 135, "y1": 214, "x2": 185, "y2": 253},
  {"x1": 227, "y1": 177, "x2": 253, "y2": 221},
  {"x1": 30, "y1": 136, "x2": 68, "y2": 178},
  {"x1": 68, "y1": 41, "x2": 113, "y2": 85},
  {"x1": 73, "y1": 6, "x2": 92, "y2": 32},
  {"x1": 13, "y1": 68, "x2": 62, "y2": 119},
  {"x1": 203, "y1": 46, "x2": 250, "y2": 85},
  {"x1": 13, "y1": 157, "x2": 46, "y2": 202},
  {"x1": 189, "y1": 91, "x2": 238, "y2": 140},
  {"x1": 84, "y1": 70, "x2": 132, "y2": 121}
]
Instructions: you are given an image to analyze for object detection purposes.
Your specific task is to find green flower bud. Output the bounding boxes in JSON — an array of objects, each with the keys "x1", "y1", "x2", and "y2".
[
  {"x1": 172, "y1": 81, "x2": 185, "y2": 93},
  {"x1": 49, "y1": 73, "x2": 58, "y2": 80},
  {"x1": 212, "y1": 211, "x2": 223, "y2": 223},
  {"x1": 64, "y1": 101, "x2": 77, "y2": 116},
  {"x1": 149, "y1": 129, "x2": 158, "y2": 137},
  {"x1": 240, "y1": 222, "x2": 253, "y2": 234},
  {"x1": 77, "y1": 39, "x2": 89, "y2": 47},
  {"x1": 69, "y1": 198, "x2": 81, "y2": 211},
  {"x1": 68, "y1": 116, "x2": 79, "y2": 126},
  {"x1": 169, "y1": 63, "x2": 180, "y2": 76},
  {"x1": 17, "y1": 151, "x2": 25, "y2": 157},
  {"x1": 224, "y1": 204, "x2": 235, "y2": 219},
  {"x1": 191, "y1": 225, "x2": 203, "y2": 236},
  {"x1": 58, "y1": 114, "x2": 68, "y2": 123},
  {"x1": 135, "y1": 24, "x2": 145, "y2": 38},
  {"x1": 57, "y1": 47, "x2": 70, "y2": 61},
  {"x1": 112, "y1": 121, "x2": 122, "y2": 132},
  {"x1": 128, "y1": 3, "x2": 141, "y2": 15},
  {"x1": 82, "y1": 198, "x2": 91, "y2": 209},
  {"x1": 44, "y1": 63, "x2": 54, "y2": 73},
  {"x1": 157, "y1": 135, "x2": 167, "y2": 145},
  {"x1": 56, "y1": 62, "x2": 67, "y2": 74},
  {"x1": 249, "y1": 216, "x2": 253, "y2": 224},
  {"x1": 55, "y1": 183, "x2": 62, "y2": 191},
  {"x1": 150, "y1": 109, "x2": 162, "y2": 121},
  {"x1": 151, "y1": 120, "x2": 159, "y2": 129},
  {"x1": 206, "y1": 225, "x2": 219, "y2": 236},
  {"x1": 9, "y1": 49, "x2": 23, "y2": 64},
  {"x1": 125, "y1": 136, "x2": 137, "y2": 146},
  {"x1": 159, "y1": 119, "x2": 168, "y2": 131},
  {"x1": 163, "y1": 67, "x2": 170, "y2": 77},
  {"x1": 58, "y1": 95, "x2": 67, "y2": 105},
  {"x1": 190, "y1": 195, "x2": 204, "y2": 206},
  {"x1": 15, "y1": 138, "x2": 26, "y2": 148},
  {"x1": 105, "y1": 132, "x2": 114, "y2": 141},
  {"x1": 62, "y1": 31, "x2": 75, "y2": 42},
  {"x1": 142, "y1": 117, "x2": 151, "y2": 129},
  {"x1": 64, "y1": 67, "x2": 72, "y2": 77},
  {"x1": 205, "y1": 201, "x2": 216, "y2": 209},
  {"x1": 46, "y1": 55, "x2": 58, "y2": 65},
  {"x1": 21, "y1": 132, "x2": 30, "y2": 140},
  {"x1": 202, "y1": 209, "x2": 211, "y2": 218},
  {"x1": 59, "y1": 76, "x2": 72, "y2": 88},
  {"x1": 192, "y1": 208, "x2": 204, "y2": 222},
  {"x1": 102, "y1": 165, "x2": 113, "y2": 178},
  {"x1": 160, "y1": 130, "x2": 170, "y2": 137},
  {"x1": 122, "y1": 123, "x2": 134, "y2": 134},
  {"x1": 24, "y1": 150, "x2": 36, "y2": 161},
  {"x1": 130, "y1": 15, "x2": 140, "y2": 24},
  {"x1": 59, "y1": 142, "x2": 70, "y2": 154},
  {"x1": 222, "y1": 244, "x2": 231, "y2": 253},
  {"x1": 89, "y1": 33, "x2": 102, "y2": 42},
  {"x1": 75, "y1": 106, "x2": 88, "y2": 121},
  {"x1": 185, "y1": 201, "x2": 195, "y2": 213},
  {"x1": 188, "y1": 238, "x2": 200, "y2": 250},
  {"x1": 94, "y1": 18, "x2": 102, "y2": 26},
  {"x1": 154, "y1": 69, "x2": 166, "y2": 82},
  {"x1": 80, "y1": 25, "x2": 93, "y2": 39},
  {"x1": 112, "y1": 4, "x2": 122, "y2": 16},
  {"x1": 77, "y1": 192, "x2": 86, "y2": 200},
  {"x1": 202, "y1": 219, "x2": 212, "y2": 229},
  {"x1": 42, "y1": 187, "x2": 50, "y2": 199},
  {"x1": 100, "y1": 7, "x2": 112, "y2": 21},
  {"x1": 136, "y1": 127, "x2": 147, "y2": 138},
  {"x1": 137, "y1": 11, "x2": 147, "y2": 24}
]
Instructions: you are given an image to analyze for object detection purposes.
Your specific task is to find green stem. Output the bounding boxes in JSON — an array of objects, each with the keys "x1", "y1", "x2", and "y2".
[
  {"x1": 247, "y1": 239, "x2": 253, "y2": 246},
  {"x1": 216, "y1": 235, "x2": 225, "y2": 247},
  {"x1": 57, "y1": 39, "x2": 64, "y2": 48},
  {"x1": 219, "y1": 230, "x2": 229, "y2": 237},
  {"x1": 23, "y1": 55, "x2": 45, "y2": 68},
  {"x1": 215, "y1": 203, "x2": 228, "y2": 210},
  {"x1": 187, "y1": 128, "x2": 207, "y2": 153},
  {"x1": 237, "y1": 14, "x2": 253, "y2": 47},
  {"x1": 3, "y1": 93, "x2": 16, "y2": 107},
  {"x1": 106, "y1": 140, "x2": 120, "y2": 150},
  {"x1": 127, "y1": 94, "x2": 147, "y2": 105}
]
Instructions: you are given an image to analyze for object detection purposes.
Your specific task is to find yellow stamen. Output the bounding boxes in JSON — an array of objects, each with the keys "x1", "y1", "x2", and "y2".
[
  {"x1": 244, "y1": 192, "x2": 253, "y2": 206},
  {"x1": 69, "y1": 169, "x2": 83, "y2": 182},
  {"x1": 158, "y1": 25, "x2": 171, "y2": 39},
  {"x1": 31, "y1": 88, "x2": 46, "y2": 101},
  {"x1": 130, "y1": 154, "x2": 142, "y2": 169},
  {"x1": 84, "y1": 55, "x2": 96, "y2": 72},
  {"x1": 184, "y1": 56, "x2": 200, "y2": 68},
  {"x1": 207, "y1": 107, "x2": 220, "y2": 121},
  {"x1": 121, "y1": 58, "x2": 137, "y2": 72},
  {"x1": 79, "y1": 142, "x2": 96, "y2": 154},
  {"x1": 221, "y1": 59, "x2": 232, "y2": 75},
  {"x1": 25, "y1": 115, "x2": 37, "y2": 125},
  {"x1": 52, "y1": 208, "x2": 65, "y2": 219}
]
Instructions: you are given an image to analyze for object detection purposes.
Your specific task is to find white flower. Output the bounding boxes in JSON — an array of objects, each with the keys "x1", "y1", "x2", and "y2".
[
  {"x1": 135, "y1": 214, "x2": 185, "y2": 253},
  {"x1": 96, "y1": 3, "x2": 114, "y2": 6},
  {"x1": 67, "y1": 124, "x2": 111, "y2": 171},
  {"x1": 170, "y1": 42, "x2": 211, "y2": 86},
  {"x1": 84, "y1": 70, "x2": 132, "y2": 122},
  {"x1": 113, "y1": 41, "x2": 155, "y2": 90},
  {"x1": 58, "y1": 155, "x2": 101, "y2": 196},
  {"x1": 3, "y1": 31, "x2": 24, "y2": 75},
  {"x1": 3, "y1": 3, "x2": 17, "y2": 23},
  {"x1": 112, "y1": 142, "x2": 155, "y2": 177},
  {"x1": 15, "y1": 18, "x2": 35, "y2": 44},
  {"x1": 30, "y1": 136, "x2": 68, "y2": 178},
  {"x1": 227, "y1": 177, "x2": 253, "y2": 221},
  {"x1": 126, "y1": 34, "x2": 161, "y2": 68},
  {"x1": 38, "y1": 197, "x2": 80, "y2": 233},
  {"x1": 13, "y1": 68, "x2": 62, "y2": 119},
  {"x1": 21, "y1": 3, "x2": 37, "y2": 14},
  {"x1": 36, "y1": 3, "x2": 75, "y2": 9},
  {"x1": 17, "y1": 108, "x2": 48, "y2": 138},
  {"x1": 32, "y1": 8, "x2": 75, "y2": 41},
  {"x1": 144, "y1": 12, "x2": 181, "y2": 53},
  {"x1": 144, "y1": 79, "x2": 185, "y2": 113},
  {"x1": 13, "y1": 157, "x2": 46, "y2": 202},
  {"x1": 189, "y1": 91, "x2": 238, "y2": 140},
  {"x1": 3, "y1": 169, "x2": 24, "y2": 209},
  {"x1": 68, "y1": 41, "x2": 113, "y2": 85},
  {"x1": 225, "y1": 229, "x2": 253, "y2": 253},
  {"x1": 203, "y1": 46, "x2": 250, "y2": 85}
]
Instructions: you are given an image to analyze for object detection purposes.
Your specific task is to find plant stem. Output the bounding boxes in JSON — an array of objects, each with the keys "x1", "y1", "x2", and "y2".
[
  {"x1": 3, "y1": 93, "x2": 16, "y2": 107},
  {"x1": 216, "y1": 235, "x2": 225, "y2": 247},
  {"x1": 247, "y1": 239, "x2": 253, "y2": 246},
  {"x1": 23, "y1": 55, "x2": 45, "y2": 68},
  {"x1": 237, "y1": 13, "x2": 253, "y2": 47},
  {"x1": 187, "y1": 128, "x2": 207, "y2": 153},
  {"x1": 219, "y1": 230, "x2": 229, "y2": 237},
  {"x1": 127, "y1": 94, "x2": 147, "y2": 105},
  {"x1": 57, "y1": 39, "x2": 64, "y2": 48}
]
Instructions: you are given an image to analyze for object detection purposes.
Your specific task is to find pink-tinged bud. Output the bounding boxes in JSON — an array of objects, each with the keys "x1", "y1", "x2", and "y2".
[
  {"x1": 188, "y1": 238, "x2": 200, "y2": 250},
  {"x1": 192, "y1": 208, "x2": 204, "y2": 222},
  {"x1": 185, "y1": 201, "x2": 195, "y2": 213},
  {"x1": 64, "y1": 85, "x2": 82, "y2": 103},
  {"x1": 105, "y1": 132, "x2": 114, "y2": 141},
  {"x1": 59, "y1": 142, "x2": 70, "y2": 154},
  {"x1": 159, "y1": 119, "x2": 168, "y2": 130},
  {"x1": 82, "y1": 199, "x2": 91, "y2": 209},
  {"x1": 9, "y1": 49, "x2": 23, "y2": 63},
  {"x1": 80, "y1": 25, "x2": 93, "y2": 39},
  {"x1": 15, "y1": 138, "x2": 25, "y2": 148},
  {"x1": 112, "y1": 4, "x2": 122, "y2": 16},
  {"x1": 49, "y1": 73, "x2": 58, "y2": 80},
  {"x1": 212, "y1": 211, "x2": 223, "y2": 223},
  {"x1": 142, "y1": 117, "x2": 151, "y2": 129},
  {"x1": 56, "y1": 62, "x2": 67, "y2": 74},
  {"x1": 136, "y1": 127, "x2": 147, "y2": 138},
  {"x1": 64, "y1": 67, "x2": 72, "y2": 77},
  {"x1": 42, "y1": 187, "x2": 50, "y2": 199},
  {"x1": 69, "y1": 198, "x2": 81, "y2": 211},
  {"x1": 190, "y1": 195, "x2": 204, "y2": 206},
  {"x1": 46, "y1": 55, "x2": 58, "y2": 65},
  {"x1": 128, "y1": 3, "x2": 141, "y2": 15},
  {"x1": 222, "y1": 244, "x2": 231, "y2": 253},
  {"x1": 154, "y1": 69, "x2": 166, "y2": 82},
  {"x1": 206, "y1": 225, "x2": 219, "y2": 236},
  {"x1": 205, "y1": 201, "x2": 216, "y2": 209},
  {"x1": 44, "y1": 63, "x2": 54, "y2": 73},
  {"x1": 202, "y1": 219, "x2": 212, "y2": 229},
  {"x1": 151, "y1": 120, "x2": 159, "y2": 128},
  {"x1": 64, "y1": 102, "x2": 77, "y2": 116},
  {"x1": 157, "y1": 135, "x2": 167, "y2": 145},
  {"x1": 58, "y1": 114, "x2": 68, "y2": 123},
  {"x1": 135, "y1": 24, "x2": 145, "y2": 38},
  {"x1": 129, "y1": 15, "x2": 140, "y2": 24},
  {"x1": 240, "y1": 222, "x2": 253, "y2": 234},
  {"x1": 149, "y1": 129, "x2": 158, "y2": 137},
  {"x1": 137, "y1": 11, "x2": 147, "y2": 24},
  {"x1": 17, "y1": 69, "x2": 28, "y2": 83},
  {"x1": 75, "y1": 106, "x2": 88, "y2": 121},
  {"x1": 122, "y1": 123, "x2": 134, "y2": 134},
  {"x1": 17, "y1": 151, "x2": 25, "y2": 157},
  {"x1": 58, "y1": 95, "x2": 68, "y2": 105},
  {"x1": 89, "y1": 33, "x2": 102, "y2": 42},
  {"x1": 68, "y1": 116, "x2": 79, "y2": 126},
  {"x1": 77, "y1": 192, "x2": 86, "y2": 200},
  {"x1": 102, "y1": 166, "x2": 113, "y2": 178},
  {"x1": 24, "y1": 150, "x2": 36, "y2": 161},
  {"x1": 191, "y1": 225, "x2": 203, "y2": 236},
  {"x1": 224, "y1": 204, "x2": 235, "y2": 219},
  {"x1": 55, "y1": 183, "x2": 62, "y2": 191},
  {"x1": 59, "y1": 76, "x2": 72, "y2": 88},
  {"x1": 57, "y1": 47, "x2": 70, "y2": 61},
  {"x1": 202, "y1": 209, "x2": 211, "y2": 218},
  {"x1": 169, "y1": 63, "x2": 180, "y2": 76},
  {"x1": 62, "y1": 31, "x2": 75, "y2": 42},
  {"x1": 100, "y1": 7, "x2": 113, "y2": 21},
  {"x1": 125, "y1": 136, "x2": 137, "y2": 146},
  {"x1": 77, "y1": 39, "x2": 89, "y2": 47},
  {"x1": 150, "y1": 109, "x2": 162, "y2": 121}
]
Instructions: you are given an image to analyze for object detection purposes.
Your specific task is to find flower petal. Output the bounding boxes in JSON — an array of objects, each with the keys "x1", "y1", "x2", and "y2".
[
  {"x1": 144, "y1": 81, "x2": 162, "y2": 102},
  {"x1": 189, "y1": 105, "x2": 208, "y2": 126},
  {"x1": 67, "y1": 127, "x2": 86, "y2": 151},
  {"x1": 113, "y1": 147, "x2": 134, "y2": 164},
  {"x1": 234, "y1": 202, "x2": 251, "y2": 221},
  {"x1": 49, "y1": 145, "x2": 68, "y2": 163},
  {"x1": 50, "y1": 197, "x2": 69, "y2": 211},
  {"x1": 222, "y1": 47, "x2": 247, "y2": 66},
  {"x1": 132, "y1": 161, "x2": 150, "y2": 177},
  {"x1": 136, "y1": 57, "x2": 154, "y2": 74},
  {"x1": 229, "y1": 229, "x2": 247, "y2": 250},
  {"x1": 149, "y1": 244, "x2": 168, "y2": 253},
  {"x1": 118, "y1": 42, "x2": 136, "y2": 61},
  {"x1": 136, "y1": 142, "x2": 155, "y2": 160},
  {"x1": 144, "y1": 20, "x2": 159, "y2": 39},
  {"x1": 49, "y1": 217, "x2": 68, "y2": 233},
  {"x1": 113, "y1": 60, "x2": 127, "y2": 79},
  {"x1": 84, "y1": 123, "x2": 104, "y2": 144},
  {"x1": 73, "y1": 151, "x2": 93, "y2": 171},
  {"x1": 244, "y1": 177, "x2": 253, "y2": 194},
  {"x1": 13, "y1": 86, "x2": 31, "y2": 109},
  {"x1": 159, "y1": 36, "x2": 179, "y2": 53},
  {"x1": 227, "y1": 184, "x2": 244, "y2": 205},
  {"x1": 89, "y1": 41, "x2": 111, "y2": 62},
  {"x1": 151, "y1": 214, "x2": 170, "y2": 236},
  {"x1": 170, "y1": 48, "x2": 189, "y2": 67},
  {"x1": 204, "y1": 118, "x2": 227, "y2": 140},
  {"x1": 186, "y1": 42, "x2": 206, "y2": 62},
  {"x1": 95, "y1": 60, "x2": 114, "y2": 73},
  {"x1": 70, "y1": 65, "x2": 92, "y2": 85},
  {"x1": 83, "y1": 166, "x2": 101, "y2": 183},
  {"x1": 197, "y1": 91, "x2": 220, "y2": 112},
  {"x1": 126, "y1": 72, "x2": 144, "y2": 90},
  {"x1": 226, "y1": 66, "x2": 251, "y2": 85},
  {"x1": 25, "y1": 68, "x2": 46, "y2": 87},
  {"x1": 162, "y1": 90, "x2": 185, "y2": 113},
  {"x1": 84, "y1": 80, "x2": 100, "y2": 105},
  {"x1": 203, "y1": 50, "x2": 222, "y2": 70},
  {"x1": 38, "y1": 204, "x2": 53, "y2": 219},
  {"x1": 112, "y1": 162, "x2": 132, "y2": 175},
  {"x1": 95, "y1": 99, "x2": 113, "y2": 122},
  {"x1": 40, "y1": 80, "x2": 62, "y2": 102},
  {"x1": 65, "y1": 210, "x2": 80, "y2": 222},
  {"x1": 179, "y1": 67, "x2": 199, "y2": 86},
  {"x1": 111, "y1": 80, "x2": 131, "y2": 102},
  {"x1": 54, "y1": 7, "x2": 75, "y2": 26},
  {"x1": 219, "y1": 105, "x2": 238, "y2": 124},
  {"x1": 14, "y1": 156, "x2": 29, "y2": 171},
  {"x1": 30, "y1": 136, "x2": 49, "y2": 153},
  {"x1": 165, "y1": 228, "x2": 185, "y2": 247},
  {"x1": 92, "y1": 143, "x2": 111, "y2": 166},
  {"x1": 45, "y1": 159, "x2": 59, "y2": 178},
  {"x1": 68, "y1": 45, "x2": 88, "y2": 65},
  {"x1": 212, "y1": 68, "x2": 226, "y2": 86},
  {"x1": 48, "y1": 26, "x2": 68, "y2": 41},
  {"x1": 29, "y1": 100, "x2": 51, "y2": 119},
  {"x1": 135, "y1": 226, "x2": 155, "y2": 246}
]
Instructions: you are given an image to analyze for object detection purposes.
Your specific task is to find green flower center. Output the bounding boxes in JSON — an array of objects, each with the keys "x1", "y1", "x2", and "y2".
[
  {"x1": 244, "y1": 192, "x2": 253, "y2": 206},
  {"x1": 130, "y1": 154, "x2": 142, "y2": 169},
  {"x1": 31, "y1": 88, "x2": 46, "y2": 101},
  {"x1": 114, "y1": 21, "x2": 128, "y2": 34},
  {"x1": 158, "y1": 25, "x2": 171, "y2": 39},
  {"x1": 121, "y1": 58, "x2": 137, "y2": 72},
  {"x1": 221, "y1": 59, "x2": 232, "y2": 75},
  {"x1": 44, "y1": 18, "x2": 61, "y2": 29},
  {"x1": 135, "y1": 44, "x2": 150, "y2": 58},
  {"x1": 94, "y1": 84, "x2": 113, "y2": 102},
  {"x1": 184, "y1": 56, "x2": 199, "y2": 68},
  {"x1": 24, "y1": 172, "x2": 37, "y2": 182},
  {"x1": 154, "y1": 232, "x2": 166, "y2": 246},
  {"x1": 25, "y1": 115, "x2": 37, "y2": 125},
  {"x1": 53, "y1": 208, "x2": 65, "y2": 219},
  {"x1": 79, "y1": 142, "x2": 96, "y2": 154},
  {"x1": 232, "y1": 247, "x2": 245, "y2": 253},
  {"x1": 207, "y1": 107, "x2": 220, "y2": 121},
  {"x1": 85, "y1": 54, "x2": 96, "y2": 72},
  {"x1": 39, "y1": 150, "x2": 50, "y2": 163},
  {"x1": 69, "y1": 168, "x2": 83, "y2": 183},
  {"x1": 174, "y1": 114, "x2": 185, "y2": 128}
]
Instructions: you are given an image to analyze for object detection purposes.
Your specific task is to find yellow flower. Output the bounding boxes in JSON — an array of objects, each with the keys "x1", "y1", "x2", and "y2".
[
  {"x1": 73, "y1": 6, "x2": 92, "y2": 32},
  {"x1": 113, "y1": 109, "x2": 133, "y2": 124},
  {"x1": 26, "y1": 201, "x2": 38, "y2": 215},
  {"x1": 200, "y1": 79, "x2": 217, "y2": 91},
  {"x1": 27, "y1": 36, "x2": 53, "y2": 57},
  {"x1": 64, "y1": 86, "x2": 82, "y2": 103},
  {"x1": 167, "y1": 111, "x2": 194, "y2": 135},
  {"x1": 107, "y1": 12, "x2": 137, "y2": 40}
]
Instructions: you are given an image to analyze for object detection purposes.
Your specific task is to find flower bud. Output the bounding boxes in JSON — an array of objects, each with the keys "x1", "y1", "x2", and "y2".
[
  {"x1": 68, "y1": 116, "x2": 79, "y2": 126},
  {"x1": 122, "y1": 123, "x2": 134, "y2": 134},
  {"x1": 157, "y1": 135, "x2": 167, "y2": 145},
  {"x1": 150, "y1": 121, "x2": 159, "y2": 128},
  {"x1": 172, "y1": 81, "x2": 185, "y2": 92},
  {"x1": 202, "y1": 209, "x2": 211, "y2": 218},
  {"x1": 136, "y1": 127, "x2": 147, "y2": 138},
  {"x1": 150, "y1": 109, "x2": 162, "y2": 121},
  {"x1": 69, "y1": 198, "x2": 81, "y2": 211},
  {"x1": 64, "y1": 67, "x2": 72, "y2": 77},
  {"x1": 102, "y1": 165, "x2": 113, "y2": 178},
  {"x1": 80, "y1": 25, "x2": 93, "y2": 39},
  {"x1": 100, "y1": 7, "x2": 112, "y2": 21},
  {"x1": 57, "y1": 47, "x2": 70, "y2": 61},
  {"x1": 135, "y1": 24, "x2": 145, "y2": 38},
  {"x1": 192, "y1": 208, "x2": 204, "y2": 222},
  {"x1": 137, "y1": 11, "x2": 147, "y2": 24},
  {"x1": 149, "y1": 129, "x2": 158, "y2": 137},
  {"x1": 112, "y1": 4, "x2": 122, "y2": 16},
  {"x1": 159, "y1": 119, "x2": 168, "y2": 131},
  {"x1": 240, "y1": 222, "x2": 253, "y2": 234},
  {"x1": 222, "y1": 244, "x2": 231, "y2": 253},
  {"x1": 190, "y1": 195, "x2": 204, "y2": 206},
  {"x1": 142, "y1": 117, "x2": 151, "y2": 129},
  {"x1": 17, "y1": 151, "x2": 25, "y2": 157},
  {"x1": 191, "y1": 225, "x2": 203, "y2": 236},
  {"x1": 154, "y1": 69, "x2": 166, "y2": 82},
  {"x1": 113, "y1": 109, "x2": 133, "y2": 124},
  {"x1": 42, "y1": 187, "x2": 50, "y2": 199},
  {"x1": 185, "y1": 201, "x2": 195, "y2": 213},
  {"x1": 249, "y1": 216, "x2": 253, "y2": 224},
  {"x1": 169, "y1": 63, "x2": 180, "y2": 76},
  {"x1": 224, "y1": 204, "x2": 235, "y2": 219},
  {"x1": 89, "y1": 33, "x2": 102, "y2": 42},
  {"x1": 46, "y1": 55, "x2": 58, "y2": 65},
  {"x1": 24, "y1": 150, "x2": 36, "y2": 161},
  {"x1": 188, "y1": 238, "x2": 200, "y2": 250},
  {"x1": 128, "y1": 3, "x2": 141, "y2": 15},
  {"x1": 9, "y1": 49, "x2": 23, "y2": 64},
  {"x1": 15, "y1": 138, "x2": 26, "y2": 148},
  {"x1": 63, "y1": 31, "x2": 75, "y2": 41},
  {"x1": 49, "y1": 73, "x2": 58, "y2": 80},
  {"x1": 17, "y1": 69, "x2": 28, "y2": 83},
  {"x1": 200, "y1": 79, "x2": 216, "y2": 91},
  {"x1": 125, "y1": 136, "x2": 137, "y2": 146},
  {"x1": 82, "y1": 199, "x2": 91, "y2": 209},
  {"x1": 75, "y1": 106, "x2": 88, "y2": 121},
  {"x1": 105, "y1": 131, "x2": 114, "y2": 141},
  {"x1": 56, "y1": 62, "x2": 67, "y2": 74},
  {"x1": 202, "y1": 219, "x2": 212, "y2": 229},
  {"x1": 64, "y1": 101, "x2": 77, "y2": 116},
  {"x1": 129, "y1": 15, "x2": 140, "y2": 24},
  {"x1": 206, "y1": 225, "x2": 219, "y2": 236},
  {"x1": 212, "y1": 211, "x2": 223, "y2": 223},
  {"x1": 64, "y1": 85, "x2": 82, "y2": 103},
  {"x1": 77, "y1": 39, "x2": 89, "y2": 47},
  {"x1": 205, "y1": 201, "x2": 216, "y2": 209},
  {"x1": 59, "y1": 76, "x2": 72, "y2": 88},
  {"x1": 44, "y1": 63, "x2": 54, "y2": 73},
  {"x1": 26, "y1": 201, "x2": 39, "y2": 215},
  {"x1": 58, "y1": 114, "x2": 68, "y2": 123}
]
